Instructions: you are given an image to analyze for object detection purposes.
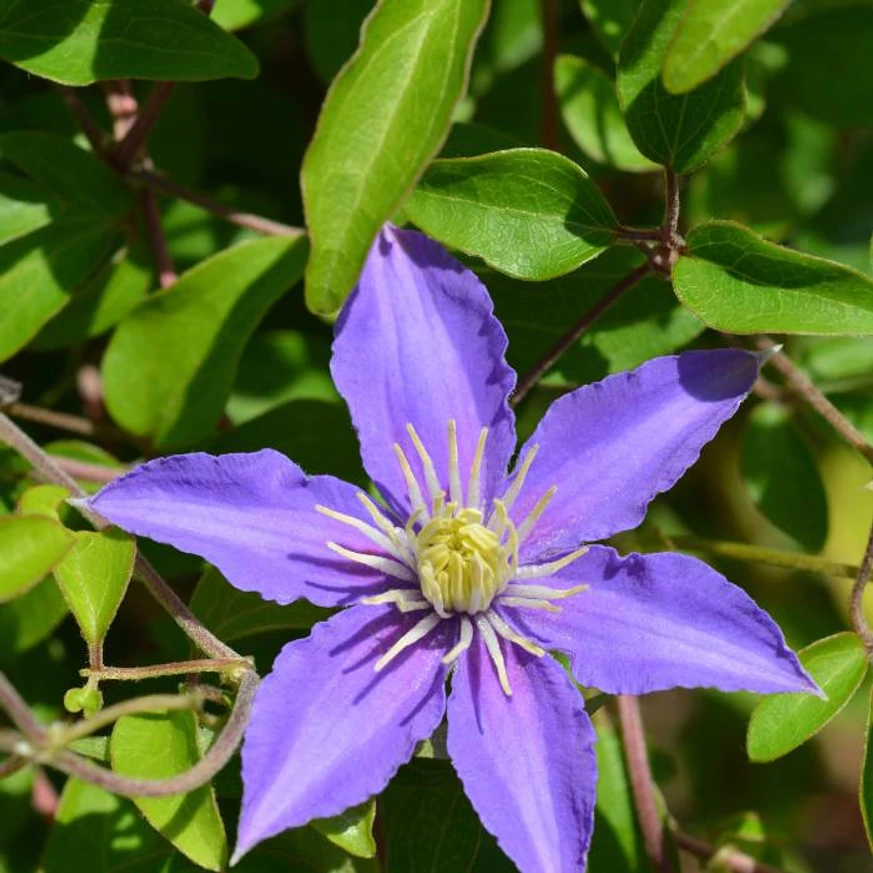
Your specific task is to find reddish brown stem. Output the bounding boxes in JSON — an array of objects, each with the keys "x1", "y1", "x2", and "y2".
[{"x1": 140, "y1": 189, "x2": 177, "y2": 287}]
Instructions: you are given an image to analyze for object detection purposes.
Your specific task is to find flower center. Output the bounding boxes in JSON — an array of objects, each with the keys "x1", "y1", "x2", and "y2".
[{"x1": 415, "y1": 507, "x2": 507, "y2": 615}]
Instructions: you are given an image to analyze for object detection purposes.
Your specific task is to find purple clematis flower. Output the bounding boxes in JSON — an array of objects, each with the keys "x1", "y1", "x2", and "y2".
[{"x1": 85, "y1": 227, "x2": 818, "y2": 872}]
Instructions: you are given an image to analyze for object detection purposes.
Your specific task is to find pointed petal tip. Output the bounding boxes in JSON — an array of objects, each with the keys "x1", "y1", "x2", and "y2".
[{"x1": 755, "y1": 343, "x2": 783, "y2": 366}]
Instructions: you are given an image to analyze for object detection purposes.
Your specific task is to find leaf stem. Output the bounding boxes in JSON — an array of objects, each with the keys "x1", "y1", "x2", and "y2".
[
  {"x1": 5, "y1": 401, "x2": 130, "y2": 443},
  {"x1": 617, "y1": 695, "x2": 673, "y2": 873},
  {"x1": 755, "y1": 336, "x2": 873, "y2": 467},
  {"x1": 664, "y1": 167, "x2": 680, "y2": 242},
  {"x1": 57, "y1": 87, "x2": 106, "y2": 154},
  {"x1": 511, "y1": 263, "x2": 651, "y2": 406},
  {"x1": 0, "y1": 672, "x2": 46, "y2": 742},
  {"x1": 113, "y1": 83, "x2": 175, "y2": 170},
  {"x1": 850, "y1": 519, "x2": 873, "y2": 655},
  {"x1": 671, "y1": 535, "x2": 859, "y2": 579},
  {"x1": 130, "y1": 169, "x2": 306, "y2": 238},
  {"x1": 51, "y1": 458, "x2": 125, "y2": 485},
  {"x1": 539, "y1": 0, "x2": 560, "y2": 151},
  {"x1": 83, "y1": 659, "x2": 251, "y2": 683},
  {"x1": 139, "y1": 188, "x2": 177, "y2": 288},
  {"x1": 673, "y1": 830, "x2": 788, "y2": 873}
]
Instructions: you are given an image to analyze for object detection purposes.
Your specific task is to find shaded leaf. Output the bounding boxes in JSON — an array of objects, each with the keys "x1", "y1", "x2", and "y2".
[
  {"x1": 0, "y1": 515, "x2": 74, "y2": 602},
  {"x1": 301, "y1": 0, "x2": 489, "y2": 314},
  {"x1": 235, "y1": 827, "x2": 378, "y2": 872},
  {"x1": 0, "y1": 0, "x2": 258, "y2": 86},
  {"x1": 0, "y1": 576, "x2": 68, "y2": 665},
  {"x1": 102, "y1": 235, "x2": 308, "y2": 448},
  {"x1": 741, "y1": 404, "x2": 828, "y2": 552},
  {"x1": 312, "y1": 801, "x2": 377, "y2": 859},
  {"x1": 490, "y1": 247, "x2": 703, "y2": 385},
  {"x1": 770, "y1": 5, "x2": 873, "y2": 128},
  {"x1": 555, "y1": 55, "x2": 658, "y2": 173},
  {"x1": 747, "y1": 632, "x2": 867, "y2": 762},
  {"x1": 304, "y1": 0, "x2": 374, "y2": 83},
  {"x1": 53, "y1": 527, "x2": 135, "y2": 653},
  {"x1": 405, "y1": 148, "x2": 616, "y2": 280},
  {"x1": 617, "y1": 0, "x2": 746, "y2": 173},
  {"x1": 673, "y1": 221, "x2": 873, "y2": 335},
  {"x1": 213, "y1": 0, "x2": 300, "y2": 31},
  {"x1": 190, "y1": 565, "x2": 331, "y2": 644},
  {"x1": 580, "y1": 0, "x2": 640, "y2": 58},
  {"x1": 42, "y1": 778, "x2": 201, "y2": 872},
  {"x1": 111, "y1": 711, "x2": 227, "y2": 871},
  {"x1": 663, "y1": 0, "x2": 791, "y2": 94},
  {"x1": 213, "y1": 398, "x2": 364, "y2": 484}
]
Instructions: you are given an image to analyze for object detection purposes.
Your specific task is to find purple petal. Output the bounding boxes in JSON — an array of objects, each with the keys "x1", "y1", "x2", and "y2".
[
  {"x1": 84, "y1": 450, "x2": 404, "y2": 607},
  {"x1": 331, "y1": 227, "x2": 516, "y2": 513},
  {"x1": 510, "y1": 350, "x2": 760, "y2": 559},
  {"x1": 234, "y1": 605, "x2": 451, "y2": 862},
  {"x1": 447, "y1": 636, "x2": 597, "y2": 872},
  {"x1": 505, "y1": 546, "x2": 818, "y2": 696}
]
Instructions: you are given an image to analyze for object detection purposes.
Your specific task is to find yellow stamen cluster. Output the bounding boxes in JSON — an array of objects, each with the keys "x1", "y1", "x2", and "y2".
[{"x1": 316, "y1": 420, "x2": 590, "y2": 696}]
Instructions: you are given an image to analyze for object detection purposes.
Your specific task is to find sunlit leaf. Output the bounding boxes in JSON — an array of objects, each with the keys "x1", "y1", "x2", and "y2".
[
  {"x1": 405, "y1": 148, "x2": 615, "y2": 280},
  {"x1": 662, "y1": 0, "x2": 791, "y2": 94},
  {"x1": 53, "y1": 527, "x2": 135, "y2": 654},
  {"x1": 0, "y1": 515, "x2": 74, "y2": 603},
  {"x1": 102, "y1": 235, "x2": 308, "y2": 448},
  {"x1": 111, "y1": 711, "x2": 227, "y2": 871},
  {"x1": 312, "y1": 801, "x2": 377, "y2": 859},
  {"x1": 0, "y1": 0, "x2": 259, "y2": 85},
  {"x1": 673, "y1": 221, "x2": 873, "y2": 335},
  {"x1": 747, "y1": 632, "x2": 867, "y2": 762},
  {"x1": 301, "y1": 0, "x2": 489, "y2": 314}
]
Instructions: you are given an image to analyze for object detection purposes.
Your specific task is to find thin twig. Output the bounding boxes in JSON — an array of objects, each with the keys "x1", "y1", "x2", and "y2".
[
  {"x1": 113, "y1": 82, "x2": 175, "y2": 169},
  {"x1": 664, "y1": 167, "x2": 680, "y2": 242},
  {"x1": 57, "y1": 87, "x2": 106, "y2": 154},
  {"x1": 131, "y1": 169, "x2": 305, "y2": 238},
  {"x1": 51, "y1": 458, "x2": 125, "y2": 485},
  {"x1": 140, "y1": 189, "x2": 177, "y2": 287},
  {"x1": 850, "y1": 519, "x2": 873, "y2": 654},
  {"x1": 618, "y1": 695, "x2": 673, "y2": 873},
  {"x1": 674, "y1": 830, "x2": 788, "y2": 873},
  {"x1": 615, "y1": 226, "x2": 665, "y2": 242},
  {"x1": 539, "y1": 0, "x2": 560, "y2": 151},
  {"x1": 671, "y1": 535, "x2": 859, "y2": 580},
  {"x1": 49, "y1": 670, "x2": 258, "y2": 797},
  {"x1": 7, "y1": 402, "x2": 112, "y2": 439},
  {"x1": 84, "y1": 659, "x2": 251, "y2": 683},
  {"x1": 52, "y1": 693, "x2": 206, "y2": 748},
  {"x1": 0, "y1": 672, "x2": 46, "y2": 742},
  {"x1": 755, "y1": 336, "x2": 873, "y2": 466},
  {"x1": 511, "y1": 264, "x2": 651, "y2": 406}
]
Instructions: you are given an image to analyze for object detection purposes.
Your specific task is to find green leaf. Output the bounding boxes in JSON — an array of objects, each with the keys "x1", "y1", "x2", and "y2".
[
  {"x1": 0, "y1": 173, "x2": 54, "y2": 244},
  {"x1": 861, "y1": 687, "x2": 873, "y2": 852},
  {"x1": 741, "y1": 404, "x2": 828, "y2": 552},
  {"x1": 301, "y1": 0, "x2": 489, "y2": 314},
  {"x1": 381, "y1": 758, "x2": 507, "y2": 871},
  {"x1": 0, "y1": 0, "x2": 259, "y2": 86},
  {"x1": 312, "y1": 801, "x2": 377, "y2": 859},
  {"x1": 33, "y1": 247, "x2": 153, "y2": 350},
  {"x1": 190, "y1": 565, "x2": 331, "y2": 644},
  {"x1": 0, "y1": 133, "x2": 134, "y2": 361},
  {"x1": 405, "y1": 148, "x2": 616, "y2": 280},
  {"x1": 53, "y1": 527, "x2": 135, "y2": 654},
  {"x1": 490, "y1": 247, "x2": 703, "y2": 386},
  {"x1": 42, "y1": 778, "x2": 201, "y2": 872},
  {"x1": 580, "y1": 0, "x2": 641, "y2": 58},
  {"x1": 0, "y1": 576, "x2": 68, "y2": 665},
  {"x1": 662, "y1": 0, "x2": 791, "y2": 94},
  {"x1": 673, "y1": 221, "x2": 873, "y2": 335},
  {"x1": 0, "y1": 515, "x2": 74, "y2": 603},
  {"x1": 16, "y1": 485, "x2": 71, "y2": 521},
  {"x1": 747, "y1": 632, "x2": 868, "y2": 762},
  {"x1": 616, "y1": 0, "x2": 746, "y2": 173},
  {"x1": 213, "y1": 398, "x2": 364, "y2": 484},
  {"x1": 770, "y1": 5, "x2": 873, "y2": 128},
  {"x1": 227, "y1": 330, "x2": 337, "y2": 425},
  {"x1": 555, "y1": 55, "x2": 658, "y2": 173},
  {"x1": 111, "y1": 711, "x2": 227, "y2": 871},
  {"x1": 589, "y1": 716, "x2": 653, "y2": 871},
  {"x1": 213, "y1": 0, "x2": 300, "y2": 31},
  {"x1": 102, "y1": 235, "x2": 308, "y2": 449}
]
